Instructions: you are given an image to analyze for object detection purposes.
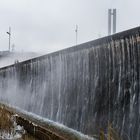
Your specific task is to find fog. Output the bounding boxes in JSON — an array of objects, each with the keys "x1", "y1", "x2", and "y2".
[
  {"x1": 0, "y1": 0, "x2": 139, "y2": 53},
  {"x1": 0, "y1": 52, "x2": 40, "y2": 68}
]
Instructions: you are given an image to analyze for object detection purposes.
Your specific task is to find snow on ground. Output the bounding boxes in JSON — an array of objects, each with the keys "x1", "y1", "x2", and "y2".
[{"x1": 1, "y1": 102, "x2": 96, "y2": 140}]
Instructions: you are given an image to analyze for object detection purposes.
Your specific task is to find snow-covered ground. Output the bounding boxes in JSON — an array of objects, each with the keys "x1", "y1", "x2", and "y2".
[{"x1": 1, "y1": 102, "x2": 96, "y2": 140}]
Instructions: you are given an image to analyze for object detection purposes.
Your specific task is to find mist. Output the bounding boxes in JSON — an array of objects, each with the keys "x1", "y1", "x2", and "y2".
[{"x1": 0, "y1": 52, "x2": 40, "y2": 68}]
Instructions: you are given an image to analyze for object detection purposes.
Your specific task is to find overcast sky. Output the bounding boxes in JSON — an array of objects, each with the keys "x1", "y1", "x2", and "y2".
[{"x1": 0, "y1": 0, "x2": 139, "y2": 53}]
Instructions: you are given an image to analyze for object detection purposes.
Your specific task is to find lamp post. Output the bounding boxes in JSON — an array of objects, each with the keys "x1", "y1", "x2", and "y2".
[{"x1": 6, "y1": 27, "x2": 11, "y2": 51}]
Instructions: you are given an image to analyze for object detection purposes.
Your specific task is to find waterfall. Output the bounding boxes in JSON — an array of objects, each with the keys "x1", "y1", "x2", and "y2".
[{"x1": 0, "y1": 27, "x2": 140, "y2": 140}]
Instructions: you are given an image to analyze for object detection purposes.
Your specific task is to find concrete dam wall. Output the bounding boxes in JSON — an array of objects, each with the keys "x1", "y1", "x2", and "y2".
[{"x1": 0, "y1": 27, "x2": 140, "y2": 139}]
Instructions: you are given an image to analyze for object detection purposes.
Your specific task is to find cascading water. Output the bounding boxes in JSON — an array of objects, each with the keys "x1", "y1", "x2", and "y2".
[{"x1": 0, "y1": 27, "x2": 140, "y2": 140}]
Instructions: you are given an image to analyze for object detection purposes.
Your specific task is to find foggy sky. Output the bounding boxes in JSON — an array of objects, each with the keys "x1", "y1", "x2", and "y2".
[{"x1": 0, "y1": 0, "x2": 139, "y2": 53}]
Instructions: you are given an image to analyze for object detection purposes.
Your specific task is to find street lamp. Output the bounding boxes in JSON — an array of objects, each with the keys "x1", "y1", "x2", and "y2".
[{"x1": 6, "y1": 27, "x2": 11, "y2": 51}]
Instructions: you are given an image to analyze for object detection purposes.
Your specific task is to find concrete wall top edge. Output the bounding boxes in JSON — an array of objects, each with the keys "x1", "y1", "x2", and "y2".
[{"x1": 0, "y1": 26, "x2": 140, "y2": 71}]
